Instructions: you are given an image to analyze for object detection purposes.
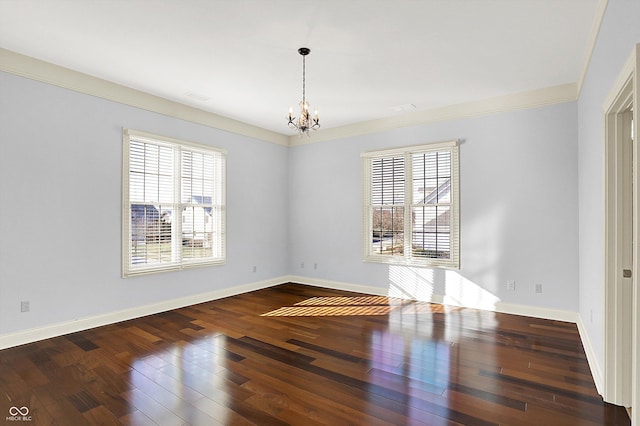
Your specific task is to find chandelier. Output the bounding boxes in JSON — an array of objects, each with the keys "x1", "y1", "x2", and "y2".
[{"x1": 287, "y1": 47, "x2": 320, "y2": 136}]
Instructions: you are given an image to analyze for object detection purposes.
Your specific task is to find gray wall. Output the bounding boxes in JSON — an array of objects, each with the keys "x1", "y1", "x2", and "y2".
[
  {"x1": 0, "y1": 71, "x2": 290, "y2": 335},
  {"x1": 577, "y1": 0, "x2": 640, "y2": 369},
  {"x1": 289, "y1": 103, "x2": 579, "y2": 311}
]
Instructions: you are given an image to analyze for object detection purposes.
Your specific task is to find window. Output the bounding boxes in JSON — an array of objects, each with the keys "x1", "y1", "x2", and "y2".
[
  {"x1": 362, "y1": 140, "x2": 459, "y2": 268},
  {"x1": 122, "y1": 129, "x2": 226, "y2": 277}
]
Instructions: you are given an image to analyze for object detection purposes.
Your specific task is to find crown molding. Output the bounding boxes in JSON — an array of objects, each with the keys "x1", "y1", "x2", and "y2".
[
  {"x1": 1, "y1": 48, "x2": 578, "y2": 148},
  {"x1": 576, "y1": 0, "x2": 609, "y2": 96},
  {"x1": 0, "y1": 48, "x2": 289, "y2": 146},
  {"x1": 290, "y1": 83, "x2": 577, "y2": 146}
]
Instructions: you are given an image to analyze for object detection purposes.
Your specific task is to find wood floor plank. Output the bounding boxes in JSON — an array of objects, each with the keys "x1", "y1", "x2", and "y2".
[
  {"x1": 82, "y1": 405, "x2": 122, "y2": 426},
  {"x1": 118, "y1": 409, "x2": 158, "y2": 426},
  {"x1": 231, "y1": 356, "x2": 447, "y2": 426},
  {"x1": 189, "y1": 396, "x2": 250, "y2": 426},
  {"x1": 121, "y1": 388, "x2": 184, "y2": 426},
  {"x1": 0, "y1": 283, "x2": 630, "y2": 425}
]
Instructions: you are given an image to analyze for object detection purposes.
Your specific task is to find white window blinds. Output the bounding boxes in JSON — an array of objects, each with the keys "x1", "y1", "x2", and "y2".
[
  {"x1": 370, "y1": 156, "x2": 405, "y2": 257},
  {"x1": 123, "y1": 129, "x2": 226, "y2": 277},
  {"x1": 362, "y1": 140, "x2": 459, "y2": 268}
]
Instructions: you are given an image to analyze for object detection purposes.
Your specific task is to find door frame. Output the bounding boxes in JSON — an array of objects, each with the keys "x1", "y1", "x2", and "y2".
[{"x1": 603, "y1": 44, "x2": 639, "y2": 422}]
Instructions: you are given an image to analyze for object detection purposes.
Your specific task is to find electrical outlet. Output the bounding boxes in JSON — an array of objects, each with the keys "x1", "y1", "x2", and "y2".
[
  {"x1": 507, "y1": 280, "x2": 515, "y2": 291},
  {"x1": 301, "y1": 261, "x2": 304, "y2": 269},
  {"x1": 314, "y1": 263, "x2": 318, "y2": 270},
  {"x1": 535, "y1": 283, "x2": 543, "y2": 294},
  {"x1": 252, "y1": 266, "x2": 257, "y2": 273},
  {"x1": 20, "y1": 301, "x2": 30, "y2": 312}
]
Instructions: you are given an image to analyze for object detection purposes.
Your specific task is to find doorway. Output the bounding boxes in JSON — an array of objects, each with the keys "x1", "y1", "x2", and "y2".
[{"x1": 603, "y1": 44, "x2": 638, "y2": 423}]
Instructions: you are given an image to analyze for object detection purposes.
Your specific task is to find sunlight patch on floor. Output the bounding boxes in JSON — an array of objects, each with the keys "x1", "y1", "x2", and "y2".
[{"x1": 261, "y1": 295, "x2": 436, "y2": 317}]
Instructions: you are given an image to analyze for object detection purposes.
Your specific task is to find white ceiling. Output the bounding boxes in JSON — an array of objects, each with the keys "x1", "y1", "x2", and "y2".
[{"x1": 0, "y1": 0, "x2": 600, "y2": 136}]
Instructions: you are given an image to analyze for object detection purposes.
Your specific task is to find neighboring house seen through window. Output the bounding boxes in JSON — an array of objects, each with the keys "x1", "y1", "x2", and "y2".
[
  {"x1": 122, "y1": 129, "x2": 226, "y2": 277},
  {"x1": 362, "y1": 140, "x2": 459, "y2": 269}
]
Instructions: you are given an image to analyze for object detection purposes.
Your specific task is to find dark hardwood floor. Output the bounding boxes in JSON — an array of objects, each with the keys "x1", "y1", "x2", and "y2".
[{"x1": 0, "y1": 283, "x2": 631, "y2": 425}]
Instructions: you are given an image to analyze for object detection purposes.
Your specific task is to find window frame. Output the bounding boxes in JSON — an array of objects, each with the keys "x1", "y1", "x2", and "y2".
[
  {"x1": 362, "y1": 140, "x2": 460, "y2": 269},
  {"x1": 122, "y1": 129, "x2": 226, "y2": 277}
]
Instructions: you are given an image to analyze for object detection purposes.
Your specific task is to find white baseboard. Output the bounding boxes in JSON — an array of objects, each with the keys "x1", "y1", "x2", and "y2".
[
  {"x1": 492, "y1": 301, "x2": 578, "y2": 323},
  {"x1": 287, "y1": 275, "x2": 391, "y2": 297},
  {"x1": 0, "y1": 275, "x2": 584, "y2": 352},
  {"x1": 0, "y1": 276, "x2": 287, "y2": 350},
  {"x1": 576, "y1": 314, "x2": 605, "y2": 396},
  {"x1": 288, "y1": 275, "x2": 579, "y2": 322}
]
